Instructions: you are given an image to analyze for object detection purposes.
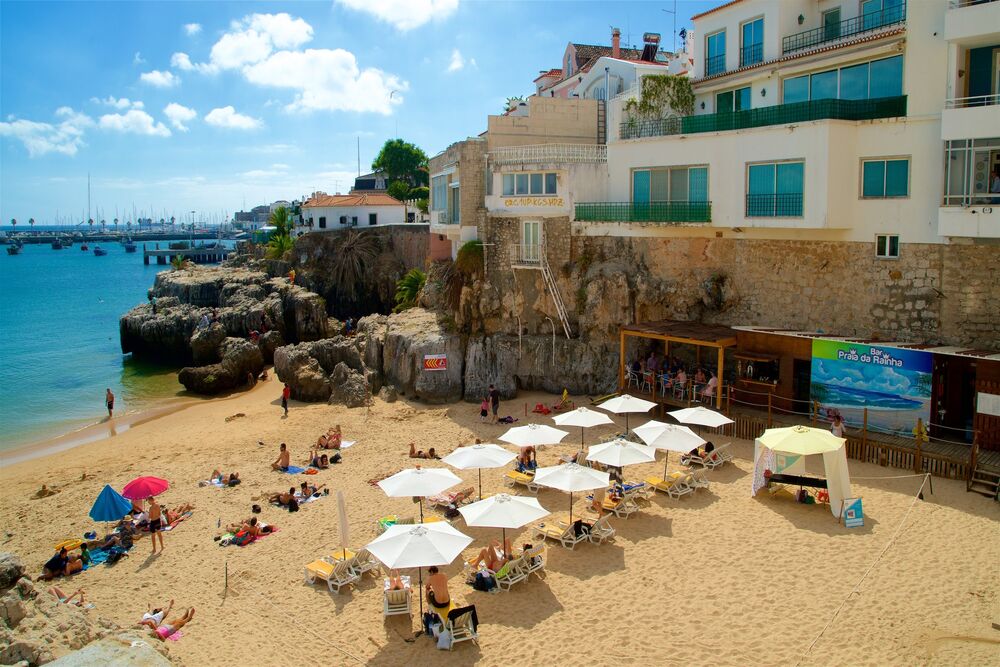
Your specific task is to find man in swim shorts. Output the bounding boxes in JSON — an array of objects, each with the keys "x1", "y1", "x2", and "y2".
[{"x1": 148, "y1": 496, "x2": 165, "y2": 554}]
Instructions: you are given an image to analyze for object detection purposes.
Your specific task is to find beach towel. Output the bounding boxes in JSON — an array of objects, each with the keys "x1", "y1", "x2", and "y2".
[
  {"x1": 219, "y1": 527, "x2": 278, "y2": 547},
  {"x1": 83, "y1": 545, "x2": 130, "y2": 569},
  {"x1": 165, "y1": 630, "x2": 183, "y2": 641},
  {"x1": 340, "y1": 440, "x2": 356, "y2": 449},
  {"x1": 161, "y1": 511, "x2": 193, "y2": 532},
  {"x1": 280, "y1": 466, "x2": 307, "y2": 474}
]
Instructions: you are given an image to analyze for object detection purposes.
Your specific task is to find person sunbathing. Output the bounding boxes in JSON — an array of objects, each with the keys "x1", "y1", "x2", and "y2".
[
  {"x1": 309, "y1": 450, "x2": 329, "y2": 469},
  {"x1": 298, "y1": 482, "x2": 325, "y2": 498},
  {"x1": 48, "y1": 585, "x2": 86, "y2": 606},
  {"x1": 150, "y1": 607, "x2": 195, "y2": 641},
  {"x1": 164, "y1": 505, "x2": 194, "y2": 525},
  {"x1": 211, "y1": 470, "x2": 241, "y2": 486},
  {"x1": 316, "y1": 433, "x2": 329, "y2": 449},
  {"x1": 269, "y1": 487, "x2": 296, "y2": 506},
  {"x1": 139, "y1": 600, "x2": 173, "y2": 630},
  {"x1": 471, "y1": 538, "x2": 513, "y2": 572},
  {"x1": 227, "y1": 516, "x2": 262, "y2": 538},
  {"x1": 408, "y1": 443, "x2": 439, "y2": 459},
  {"x1": 271, "y1": 443, "x2": 290, "y2": 471},
  {"x1": 387, "y1": 569, "x2": 406, "y2": 591},
  {"x1": 327, "y1": 425, "x2": 342, "y2": 449}
]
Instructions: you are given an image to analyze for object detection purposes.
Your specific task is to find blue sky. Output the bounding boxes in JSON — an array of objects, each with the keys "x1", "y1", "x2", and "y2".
[{"x1": 1, "y1": 0, "x2": 714, "y2": 225}]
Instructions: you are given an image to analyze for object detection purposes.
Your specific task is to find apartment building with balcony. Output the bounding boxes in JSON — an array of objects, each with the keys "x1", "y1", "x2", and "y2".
[{"x1": 940, "y1": 0, "x2": 1000, "y2": 238}]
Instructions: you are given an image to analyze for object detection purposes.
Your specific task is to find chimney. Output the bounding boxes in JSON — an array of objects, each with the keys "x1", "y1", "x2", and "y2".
[{"x1": 612, "y1": 27, "x2": 621, "y2": 59}]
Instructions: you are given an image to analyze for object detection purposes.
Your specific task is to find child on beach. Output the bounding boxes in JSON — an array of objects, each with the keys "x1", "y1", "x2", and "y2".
[
  {"x1": 479, "y1": 396, "x2": 489, "y2": 422},
  {"x1": 281, "y1": 384, "x2": 290, "y2": 416}
]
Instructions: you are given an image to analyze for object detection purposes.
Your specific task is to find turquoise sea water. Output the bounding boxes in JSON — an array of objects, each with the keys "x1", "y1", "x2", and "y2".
[{"x1": 0, "y1": 239, "x2": 228, "y2": 450}]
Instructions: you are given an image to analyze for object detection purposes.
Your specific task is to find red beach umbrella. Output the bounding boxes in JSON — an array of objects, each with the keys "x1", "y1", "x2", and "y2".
[{"x1": 122, "y1": 476, "x2": 170, "y2": 500}]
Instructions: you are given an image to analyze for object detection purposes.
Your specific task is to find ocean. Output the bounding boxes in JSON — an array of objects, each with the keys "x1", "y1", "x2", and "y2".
[{"x1": 0, "y1": 236, "x2": 232, "y2": 451}]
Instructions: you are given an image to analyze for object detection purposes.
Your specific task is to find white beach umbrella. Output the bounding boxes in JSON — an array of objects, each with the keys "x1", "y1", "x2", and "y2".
[
  {"x1": 459, "y1": 493, "x2": 549, "y2": 545},
  {"x1": 552, "y1": 406, "x2": 615, "y2": 449},
  {"x1": 634, "y1": 420, "x2": 707, "y2": 478},
  {"x1": 534, "y1": 462, "x2": 611, "y2": 524},
  {"x1": 442, "y1": 444, "x2": 517, "y2": 499},
  {"x1": 597, "y1": 393, "x2": 657, "y2": 432},
  {"x1": 377, "y1": 466, "x2": 462, "y2": 521},
  {"x1": 365, "y1": 522, "x2": 473, "y2": 620},
  {"x1": 586, "y1": 438, "x2": 657, "y2": 468},
  {"x1": 499, "y1": 423, "x2": 569, "y2": 448},
  {"x1": 668, "y1": 406, "x2": 735, "y2": 430}
]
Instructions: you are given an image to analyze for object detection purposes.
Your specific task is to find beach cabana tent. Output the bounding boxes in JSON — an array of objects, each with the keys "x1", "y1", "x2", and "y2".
[{"x1": 752, "y1": 425, "x2": 852, "y2": 517}]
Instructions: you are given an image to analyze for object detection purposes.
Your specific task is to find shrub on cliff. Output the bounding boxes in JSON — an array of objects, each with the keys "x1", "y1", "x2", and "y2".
[{"x1": 394, "y1": 268, "x2": 427, "y2": 312}]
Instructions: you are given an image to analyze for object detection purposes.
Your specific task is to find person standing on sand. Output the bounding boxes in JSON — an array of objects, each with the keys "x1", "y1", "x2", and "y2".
[
  {"x1": 105, "y1": 388, "x2": 115, "y2": 417},
  {"x1": 488, "y1": 384, "x2": 500, "y2": 424},
  {"x1": 148, "y1": 496, "x2": 164, "y2": 554},
  {"x1": 281, "y1": 384, "x2": 290, "y2": 416}
]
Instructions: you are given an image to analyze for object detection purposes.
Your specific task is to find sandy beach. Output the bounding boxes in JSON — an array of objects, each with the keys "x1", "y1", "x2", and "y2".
[{"x1": 1, "y1": 378, "x2": 997, "y2": 666}]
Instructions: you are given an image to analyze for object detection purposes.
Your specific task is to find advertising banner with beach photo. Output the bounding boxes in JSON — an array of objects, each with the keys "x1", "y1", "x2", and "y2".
[{"x1": 810, "y1": 340, "x2": 932, "y2": 435}]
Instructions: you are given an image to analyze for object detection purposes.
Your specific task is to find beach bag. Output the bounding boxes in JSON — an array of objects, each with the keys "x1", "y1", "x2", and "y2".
[
  {"x1": 473, "y1": 571, "x2": 496, "y2": 592},
  {"x1": 422, "y1": 612, "x2": 439, "y2": 636},
  {"x1": 444, "y1": 504, "x2": 461, "y2": 519},
  {"x1": 436, "y1": 629, "x2": 451, "y2": 649},
  {"x1": 331, "y1": 453, "x2": 342, "y2": 464},
  {"x1": 232, "y1": 530, "x2": 254, "y2": 546}
]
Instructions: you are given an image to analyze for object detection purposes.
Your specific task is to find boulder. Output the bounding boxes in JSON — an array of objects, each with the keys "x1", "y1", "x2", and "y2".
[
  {"x1": 190, "y1": 322, "x2": 226, "y2": 365},
  {"x1": 177, "y1": 363, "x2": 231, "y2": 395},
  {"x1": 220, "y1": 337, "x2": 265, "y2": 381},
  {"x1": 0, "y1": 552, "x2": 24, "y2": 590},
  {"x1": 273, "y1": 345, "x2": 332, "y2": 401},
  {"x1": 377, "y1": 385, "x2": 397, "y2": 403},
  {"x1": 329, "y1": 363, "x2": 370, "y2": 408},
  {"x1": 46, "y1": 633, "x2": 171, "y2": 666},
  {"x1": 382, "y1": 309, "x2": 464, "y2": 403},
  {"x1": 258, "y1": 330, "x2": 285, "y2": 364}
]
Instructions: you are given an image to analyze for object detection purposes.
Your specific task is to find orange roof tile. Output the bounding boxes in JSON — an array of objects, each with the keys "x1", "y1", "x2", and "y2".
[
  {"x1": 533, "y1": 68, "x2": 563, "y2": 82},
  {"x1": 691, "y1": 0, "x2": 746, "y2": 21},
  {"x1": 303, "y1": 193, "x2": 404, "y2": 208}
]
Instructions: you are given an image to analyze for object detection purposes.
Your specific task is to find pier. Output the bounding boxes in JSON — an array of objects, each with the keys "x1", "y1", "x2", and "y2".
[{"x1": 143, "y1": 243, "x2": 231, "y2": 265}]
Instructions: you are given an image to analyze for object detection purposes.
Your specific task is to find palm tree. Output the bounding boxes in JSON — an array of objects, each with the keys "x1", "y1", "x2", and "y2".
[
  {"x1": 170, "y1": 216, "x2": 176, "y2": 230},
  {"x1": 265, "y1": 233, "x2": 294, "y2": 260},
  {"x1": 28, "y1": 218, "x2": 35, "y2": 232},
  {"x1": 268, "y1": 206, "x2": 291, "y2": 236},
  {"x1": 88, "y1": 218, "x2": 94, "y2": 233},
  {"x1": 100, "y1": 219, "x2": 106, "y2": 232},
  {"x1": 126, "y1": 220, "x2": 132, "y2": 233},
  {"x1": 10, "y1": 218, "x2": 16, "y2": 232},
  {"x1": 330, "y1": 230, "x2": 379, "y2": 300},
  {"x1": 394, "y1": 268, "x2": 426, "y2": 312}
]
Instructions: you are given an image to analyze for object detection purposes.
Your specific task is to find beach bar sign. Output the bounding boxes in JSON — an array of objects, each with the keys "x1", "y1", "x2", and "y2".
[
  {"x1": 810, "y1": 340, "x2": 932, "y2": 436},
  {"x1": 423, "y1": 354, "x2": 448, "y2": 372}
]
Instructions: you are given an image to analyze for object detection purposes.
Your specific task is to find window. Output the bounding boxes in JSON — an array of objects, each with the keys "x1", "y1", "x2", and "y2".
[
  {"x1": 862, "y1": 158, "x2": 909, "y2": 198},
  {"x1": 318, "y1": 216, "x2": 326, "y2": 229},
  {"x1": 516, "y1": 173, "x2": 529, "y2": 195},
  {"x1": 502, "y1": 174, "x2": 515, "y2": 196},
  {"x1": 504, "y1": 172, "x2": 556, "y2": 195},
  {"x1": 431, "y1": 175, "x2": 447, "y2": 211},
  {"x1": 716, "y1": 86, "x2": 751, "y2": 112},
  {"x1": 746, "y1": 161, "x2": 804, "y2": 217},
  {"x1": 351, "y1": 216, "x2": 358, "y2": 226},
  {"x1": 545, "y1": 172, "x2": 557, "y2": 194},
  {"x1": 783, "y1": 76, "x2": 809, "y2": 104},
  {"x1": 822, "y1": 8, "x2": 841, "y2": 41},
  {"x1": 740, "y1": 18, "x2": 763, "y2": 67},
  {"x1": 485, "y1": 167, "x2": 492, "y2": 196},
  {"x1": 530, "y1": 173, "x2": 543, "y2": 194},
  {"x1": 706, "y1": 30, "x2": 726, "y2": 76},
  {"x1": 943, "y1": 138, "x2": 1000, "y2": 205},
  {"x1": 368, "y1": 213, "x2": 377, "y2": 226},
  {"x1": 632, "y1": 166, "x2": 709, "y2": 203},
  {"x1": 810, "y1": 69, "x2": 838, "y2": 100},
  {"x1": 875, "y1": 234, "x2": 900, "y2": 259},
  {"x1": 339, "y1": 216, "x2": 347, "y2": 225},
  {"x1": 862, "y1": 0, "x2": 905, "y2": 31}
]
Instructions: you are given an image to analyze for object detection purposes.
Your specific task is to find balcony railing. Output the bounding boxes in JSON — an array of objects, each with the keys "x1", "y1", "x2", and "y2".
[
  {"x1": 575, "y1": 201, "x2": 712, "y2": 224},
  {"x1": 705, "y1": 53, "x2": 726, "y2": 77},
  {"x1": 618, "y1": 95, "x2": 907, "y2": 140},
  {"x1": 782, "y1": 2, "x2": 906, "y2": 55},
  {"x1": 739, "y1": 43, "x2": 763, "y2": 68},
  {"x1": 745, "y1": 194, "x2": 803, "y2": 218},
  {"x1": 510, "y1": 243, "x2": 542, "y2": 265},
  {"x1": 432, "y1": 210, "x2": 455, "y2": 225},
  {"x1": 945, "y1": 93, "x2": 1000, "y2": 108},
  {"x1": 490, "y1": 143, "x2": 607, "y2": 165},
  {"x1": 949, "y1": 0, "x2": 998, "y2": 8}
]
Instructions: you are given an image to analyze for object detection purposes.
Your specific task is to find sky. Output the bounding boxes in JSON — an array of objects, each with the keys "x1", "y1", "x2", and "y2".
[{"x1": 0, "y1": 0, "x2": 715, "y2": 226}]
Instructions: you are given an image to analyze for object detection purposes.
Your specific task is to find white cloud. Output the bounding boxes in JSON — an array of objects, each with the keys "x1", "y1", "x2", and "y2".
[
  {"x1": 133, "y1": 51, "x2": 146, "y2": 65},
  {"x1": 99, "y1": 110, "x2": 172, "y2": 137},
  {"x1": 204, "y1": 106, "x2": 262, "y2": 130},
  {"x1": 271, "y1": 163, "x2": 290, "y2": 170},
  {"x1": 335, "y1": 0, "x2": 459, "y2": 31},
  {"x1": 163, "y1": 103, "x2": 197, "y2": 131},
  {"x1": 208, "y1": 12, "x2": 312, "y2": 69},
  {"x1": 0, "y1": 107, "x2": 94, "y2": 157},
  {"x1": 140, "y1": 70, "x2": 180, "y2": 88},
  {"x1": 91, "y1": 96, "x2": 144, "y2": 110},
  {"x1": 446, "y1": 48, "x2": 477, "y2": 73},
  {"x1": 243, "y1": 48, "x2": 406, "y2": 114},
  {"x1": 184, "y1": 22, "x2": 202, "y2": 36},
  {"x1": 171, "y1": 52, "x2": 193, "y2": 70}
]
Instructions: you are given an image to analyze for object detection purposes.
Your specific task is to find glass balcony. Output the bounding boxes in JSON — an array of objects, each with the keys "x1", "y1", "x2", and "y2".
[
  {"x1": 782, "y1": 2, "x2": 906, "y2": 55},
  {"x1": 745, "y1": 194, "x2": 803, "y2": 218},
  {"x1": 619, "y1": 95, "x2": 907, "y2": 140},
  {"x1": 705, "y1": 53, "x2": 726, "y2": 77},
  {"x1": 575, "y1": 201, "x2": 712, "y2": 224}
]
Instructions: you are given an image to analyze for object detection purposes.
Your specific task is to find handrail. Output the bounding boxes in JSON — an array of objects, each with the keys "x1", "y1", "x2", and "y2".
[
  {"x1": 949, "y1": 0, "x2": 997, "y2": 8},
  {"x1": 782, "y1": 2, "x2": 906, "y2": 55},
  {"x1": 944, "y1": 93, "x2": 1000, "y2": 109},
  {"x1": 745, "y1": 193, "x2": 803, "y2": 218},
  {"x1": 490, "y1": 144, "x2": 607, "y2": 165},
  {"x1": 739, "y1": 43, "x2": 763, "y2": 68}
]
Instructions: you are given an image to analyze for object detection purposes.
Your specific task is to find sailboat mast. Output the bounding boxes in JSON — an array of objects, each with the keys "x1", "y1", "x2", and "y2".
[{"x1": 87, "y1": 173, "x2": 91, "y2": 225}]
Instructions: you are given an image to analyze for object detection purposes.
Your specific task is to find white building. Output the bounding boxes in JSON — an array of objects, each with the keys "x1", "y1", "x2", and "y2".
[
  {"x1": 299, "y1": 192, "x2": 407, "y2": 234},
  {"x1": 592, "y1": 0, "x2": 999, "y2": 246}
]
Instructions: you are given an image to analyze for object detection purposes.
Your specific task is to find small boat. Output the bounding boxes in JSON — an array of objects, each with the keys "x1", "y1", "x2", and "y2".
[
  {"x1": 93, "y1": 245, "x2": 107, "y2": 256},
  {"x1": 51, "y1": 238, "x2": 64, "y2": 250},
  {"x1": 124, "y1": 237, "x2": 137, "y2": 253},
  {"x1": 6, "y1": 243, "x2": 21, "y2": 256}
]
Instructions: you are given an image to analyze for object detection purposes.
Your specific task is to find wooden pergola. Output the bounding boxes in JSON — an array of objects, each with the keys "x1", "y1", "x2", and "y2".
[{"x1": 619, "y1": 320, "x2": 738, "y2": 409}]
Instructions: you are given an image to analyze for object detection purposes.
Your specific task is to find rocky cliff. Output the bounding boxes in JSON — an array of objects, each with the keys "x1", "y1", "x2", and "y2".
[{"x1": 0, "y1": 553, "x2": 171, "y2": 665}]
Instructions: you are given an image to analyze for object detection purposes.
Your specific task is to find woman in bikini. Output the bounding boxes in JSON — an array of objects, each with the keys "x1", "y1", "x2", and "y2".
[{"x1": 150, "y1": 607, "x2": 195, "y2": 641}]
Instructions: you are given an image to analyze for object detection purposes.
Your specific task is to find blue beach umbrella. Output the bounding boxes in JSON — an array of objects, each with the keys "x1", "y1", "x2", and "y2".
[{"x1": 89, "y1": 484, "x2": 133, "y2": 523}]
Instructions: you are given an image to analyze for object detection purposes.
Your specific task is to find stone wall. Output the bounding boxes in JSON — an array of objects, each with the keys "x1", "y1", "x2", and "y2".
[
  {"x1": 427, "y1": 138, "x2": 487, "y2": 231},
  {"x1": 487, "y1": 97, "x2": 600, "y2": 148}
]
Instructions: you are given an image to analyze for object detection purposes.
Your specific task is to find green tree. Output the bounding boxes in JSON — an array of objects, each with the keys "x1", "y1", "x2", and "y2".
[
  {"x1": 505, "y1": 96, "x2": 525, "y2": 113},
  {"x1": 269, "y1": 206, "x2": 292, "y2": 236},
  {"x1": 330, "y1": 230, "x2": 379, "y2": 300},
  {"x1": 170, "y1": 255, "x2": 192, "y2": 271},
  {"x1": 372, "y1": 138, "x2": 428, "y2": 187},
  {"x1": 408, "y1": 185, "x2": 429, "y2": 201},
  {"x1": 266, "y1": 233, "x2": 294, "y2": 260},
  {"x1": 394, "y1": 268, "x2": 427, "y2": 312},
  {"x1": 386, "y1": 180, "x2": 412, "y2": 202}
]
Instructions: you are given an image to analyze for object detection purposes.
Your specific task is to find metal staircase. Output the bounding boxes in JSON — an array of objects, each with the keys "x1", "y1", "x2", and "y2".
[
  {"x1": 509, "y1": 242, "x2": 572, "y2": 339},
  {"x1": 539, "y1": 249, "x2": 572, "y2": 339}
]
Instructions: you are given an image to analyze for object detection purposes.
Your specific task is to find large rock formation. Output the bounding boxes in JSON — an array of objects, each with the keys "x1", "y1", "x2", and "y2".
[
  {"x1": 178, "y1": 337, "x2": 264, "y2": 394},
  {"x1": 381, "y1": 309, "x2": 464, "y2": 403},
  {"x1": 0, "y1": 552, "x2": 172, "y2": 665}
]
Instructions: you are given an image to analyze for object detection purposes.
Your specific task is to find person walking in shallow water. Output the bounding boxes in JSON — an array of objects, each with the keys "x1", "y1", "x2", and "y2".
[
  {"x1": 281, "y1": 384, "x2": 291, "y2": 417},
  {"x1": 105, "y1": 388, "x2": 115, "y2": 417}
]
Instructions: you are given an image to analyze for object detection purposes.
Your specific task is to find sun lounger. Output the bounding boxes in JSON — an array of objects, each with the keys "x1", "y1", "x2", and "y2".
[
  {"x1": 304, "y1": 558, "x2": 359, "y2": 593},
  {"x1": 520, "y1": 544, "x2": 546, "y2": 578},
  {"x1": 687, "y1": 442, "x2": 733, "y2": 469},
  {"x1": 645, "y1": 474, "x2": 694, "y2": 499},
  {"x1": 532, "y1": 521, "x2": 587, "y2": 550},
  {"x1": 687, "y1": 469, "x2": 710, "y2": 490},
  {"x1": 383, "y1": 578, "x2": 412, "y2": 617},
  {"x1": 445, "y1": 610, "x2": 479, "y2": 650},
  {"x1": 505, "y1": 470, "x2": 539, "y2": 493},
  {"x1": 621, "y1": 481, "x2": 652, "y2": 503},
  {"x1": 493, "y1": 556, "x2": 528, "y2": 591},
  {"x1": 428, "y1": 487, "x2": 475, "y2": 507},
  {"x1": 588, "y1": 514, "x2": 616, "y2": 544},
  {"x1": 375, "y1": 515, "x2": 416, "y2": 533},
  {"x1": 347, "y1": 548, "x2": 381, "y2": 579}
]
